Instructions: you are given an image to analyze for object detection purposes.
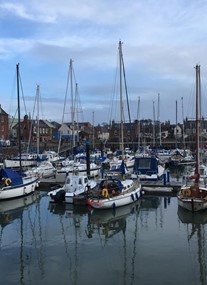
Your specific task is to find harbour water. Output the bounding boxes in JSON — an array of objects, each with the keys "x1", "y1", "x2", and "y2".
[{"x1": 0, "y1": 189, "x2": 206, "y2": 285}]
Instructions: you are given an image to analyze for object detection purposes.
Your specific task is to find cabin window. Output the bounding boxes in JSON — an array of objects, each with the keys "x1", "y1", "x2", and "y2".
[{"x1": 138, "y1": 159, "x2": 151, "y2": 169}]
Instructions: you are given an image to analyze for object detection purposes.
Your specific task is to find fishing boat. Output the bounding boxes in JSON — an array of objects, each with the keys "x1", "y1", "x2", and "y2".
[
  {"x1": 177, "y1": 65, "x2": 207, "y2": 212},
  {"x1": 87, "y1": 41, "x2": 142, "y2": 210},
  {"x1": 0, "y1": 64, "x2": 38, "y2": 200},
  {"x1": 48, "y1": 174, "x2": 97, "y2": 204}
]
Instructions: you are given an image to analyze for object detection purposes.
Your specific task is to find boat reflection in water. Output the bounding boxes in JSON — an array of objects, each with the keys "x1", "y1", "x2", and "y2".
[
  {"x1": 86, "y1": 200, "x2": 141, "y2": 240},
  {"x1": 2, "y1": 193, "x2": 207, "y2": 285},
  {"x1": 0, "y1": 192, "x2": 41, "y2": 227},
  {"x1": 178, "y1": 207, "x2": 207, "y2": 285},
  {"x1": 47, "y1": 199, "x2": 142, "y2": 285},
  {"x1": 0, "y1": 191, "x2": 43, "y2": 285}
]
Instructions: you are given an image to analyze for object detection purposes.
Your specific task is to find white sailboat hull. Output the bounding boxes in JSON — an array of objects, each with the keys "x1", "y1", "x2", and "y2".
[
  {"x1": 0, "y1": 177, "x2": 38, "y2": 200},
  {"x1": 88, "y1": 179, "x2": 143, "y2": 209},
  {"x1": 177, "y1": 194, "x2": 207, "y2": 212},
  {"x1": 4, "y1": 159, "x2": 37, "y2": 168}
]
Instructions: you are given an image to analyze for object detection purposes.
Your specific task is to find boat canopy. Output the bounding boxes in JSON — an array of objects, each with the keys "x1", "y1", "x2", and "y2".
[{"x1": 1, "y1": 169, "x2": 23, "y2": 186}]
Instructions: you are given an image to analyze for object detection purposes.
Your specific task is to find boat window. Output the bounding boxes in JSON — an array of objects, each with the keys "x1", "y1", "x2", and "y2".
[{"x1": 138, "y1": 159, "x2": 151, "y2": 169}]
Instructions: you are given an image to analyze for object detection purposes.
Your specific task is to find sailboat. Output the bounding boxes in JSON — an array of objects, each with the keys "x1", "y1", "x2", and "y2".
[
  {"x1": 87, "y1": 41, "x2": 142, "y2": 210},
  {"x1": 177, "y1": 65, "x2": 207, "y2": 212},
  {"x1": 0, "y1": 64, "x2": 38, "y2": 200},
  {"x1": 56, "y1": 59, "x2": 101, "y2": 177}
]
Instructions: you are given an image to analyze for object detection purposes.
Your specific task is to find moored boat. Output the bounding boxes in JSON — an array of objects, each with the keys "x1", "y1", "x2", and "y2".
[
  {"x1": 177, "y1": 65, "x2": 207, "y2": 212},
  {"x1": 87, "y1": 176, "x2": 143, "y2": 209},
  {"x1": 0, "y1": 168, "x2": 38, "y2": 200},
  {"x1": 48, "y1": 174, "x2": 97, "y2": 204}
]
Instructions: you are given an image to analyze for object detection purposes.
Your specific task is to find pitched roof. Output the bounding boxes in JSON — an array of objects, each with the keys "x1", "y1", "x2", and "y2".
[{"x1": 0, "y1": 105, "x2": 8, "y2": 116}]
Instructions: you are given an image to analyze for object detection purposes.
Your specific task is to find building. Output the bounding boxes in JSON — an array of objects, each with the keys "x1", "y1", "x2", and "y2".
[
  {"x1": 0, "y1": 105, "x2": 9, "y2": 140},
  {"x1": 12, "y1": 115, "x2": 55, "y2": 143}
]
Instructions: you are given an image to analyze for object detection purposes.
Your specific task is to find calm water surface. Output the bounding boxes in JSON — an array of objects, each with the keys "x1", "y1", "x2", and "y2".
[{"x1": 0, "y1": 189, "x2": 206, "y2": 285}]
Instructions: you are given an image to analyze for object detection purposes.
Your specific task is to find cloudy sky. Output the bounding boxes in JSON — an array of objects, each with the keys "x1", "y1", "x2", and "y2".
[{"x1": 1, "y1": 0, "x2": 207, "y2": 125}]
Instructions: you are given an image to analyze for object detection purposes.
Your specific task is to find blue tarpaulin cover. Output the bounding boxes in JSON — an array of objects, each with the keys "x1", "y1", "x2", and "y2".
[{"x1": 0, "y1": 169, "x2": 23, "y2": 186}]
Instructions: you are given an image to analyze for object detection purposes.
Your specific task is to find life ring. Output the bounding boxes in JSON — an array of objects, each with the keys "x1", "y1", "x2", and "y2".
[
  {"x1": 5, "y1": 178, "x2": 12, "y2": 186},
  {"x1": 182, "y1": 189, "x2": 191, "y2": 197},
  {"x1": 102, "y1": 188, "x2": 109, "y2": 198}
]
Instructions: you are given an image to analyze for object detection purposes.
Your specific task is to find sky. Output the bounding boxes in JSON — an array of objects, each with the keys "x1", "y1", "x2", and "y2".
[{"x1": 1, "y1": 0, "x2": 207, "y2": 126}]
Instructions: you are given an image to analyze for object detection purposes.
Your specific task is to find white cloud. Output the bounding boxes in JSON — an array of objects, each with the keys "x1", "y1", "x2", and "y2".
[{"x1": 1, "y1": 0, "x2": 207, "y2": 124}]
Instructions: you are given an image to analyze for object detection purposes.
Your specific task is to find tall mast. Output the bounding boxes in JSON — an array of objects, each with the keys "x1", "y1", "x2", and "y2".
[
  {"x1": 92, "y1": 111, "x2": 95, "y2": 149},
  {"x1": 195, "y1": 64, "x2": 200, "y2": 181},
  {"x1": 17, "y1": 63, "x2": 22, "y2": 170},
  {"x1": 119, "y1": 41, "x2": 124, "y2": 160},
  {"x1": 36, "y1": 85, "x2": 40, "y2": 155},
  {"x1": 157, "y1": 93, "x2": 161, "y2": 146},
  {"x1": 70, "y1": 59, "x2": 75, "y2": 149},
  {"x1": 75, "y1": 83, "x2": 79, "y2": 143},
  {"x1": 175, "y1": 100, "x2": 178, "y2": 149},
  {"x1": 137, "y1": 96, "x2": 140, "y2": 148},
  {"x1": 153, "y1": 100, "x2": 155, "y2": 147},
  {"x1": 181, "y1": 97, "x2": 185, "y2": 150}
]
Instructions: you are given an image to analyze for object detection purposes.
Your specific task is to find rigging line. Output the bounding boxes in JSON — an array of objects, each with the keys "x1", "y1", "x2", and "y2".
[
  {"x1": 72, "y1": 64, "x2": 78, "y2": 86},
  {"x1": 75, "y1": 85, "x2": 84, "y2": 122},
  {"x1": 9, "y1": 110, "x2": 18, "y2": 132},
  {"x1": 39, "y1": 91, "x2": 45, "y2": 120},
  {"x1": 109, "y1": 53, "x2": 119, "y2": 123},
  {"x1": 121, "y1": 53, "x2": 131, "y2": 124},
  {"x1": 19, "y1": 70, "x2": 27, "y2": 116},
  {"x1": 58, "y1": 63, "x2": 70, "y2": 155},
  {"x1": 27, "y1": 90, "x2": 37, "y2": 153}
]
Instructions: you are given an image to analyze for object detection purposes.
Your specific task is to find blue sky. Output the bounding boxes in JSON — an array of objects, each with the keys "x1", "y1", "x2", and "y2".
[{"x1": 1, "y1": 0, "x2": 207, "y2": 125}]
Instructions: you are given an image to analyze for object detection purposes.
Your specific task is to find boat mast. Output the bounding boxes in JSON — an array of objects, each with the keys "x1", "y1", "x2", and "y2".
[
  {"x1": 17, "y1": 63, "x2": 22, "y2": 170},
  {"x1": 195, "y1": 64, "x2": 200, "y2": 182},
  {"x1": 137, "y1": 96, "x2": 140, "y2": 148},
  {"x1": 119, "y1": 41, "x2": 124, "y2": 160},
  {"x1": 70, "y1": 59, "x2": 75, "y2": 149},
  {"x1": 75, "y1": 83, "x2": 79, "y2": 143},
  {"x1": 175, "y1": 100, "x2": 178, "y2": 149},
  {"x1": 36, "y1": 85, "x2": 40, "y2": 155},
  {"x1": 181, "y1": 96, "x2": 186, "y2": 150},
  {"x1": 157, "y1": 93, "x2": 161, "y2": 147},
  {"x1": 153, "y1": 100, "x2": 155, "y2": 147}
]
